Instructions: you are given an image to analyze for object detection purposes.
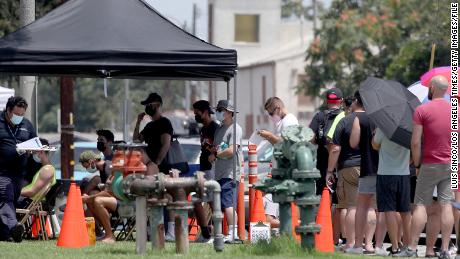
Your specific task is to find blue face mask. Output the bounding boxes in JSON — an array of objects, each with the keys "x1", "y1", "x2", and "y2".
[
  {"x1": 11, "y1": 114, "x2": 23, "y2": 125},
  {"x1": 215, "y1": 111, "x2": 224, "y2": 122}
]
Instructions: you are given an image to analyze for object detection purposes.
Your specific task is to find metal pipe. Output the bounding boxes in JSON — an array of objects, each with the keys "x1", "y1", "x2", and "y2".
[
  {"x1": 174, "y1": 208, "x2": 190, "y2": 254},
  {"x1": 164, "y1": 178, "x2": 198, "y2": 190},
  {"x1": 149, "y1": 205, "x2": 165, "y2": 250},
  {"x1": 135, "y1": 196, "x2": 147, "y2": 254},
  {"x1": 205, "y1": 180, "x2": 224, "y2": 252}
]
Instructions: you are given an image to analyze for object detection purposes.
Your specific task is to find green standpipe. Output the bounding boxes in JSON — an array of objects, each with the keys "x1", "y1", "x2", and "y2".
[{"x1": 253, "y1": 125, "x2": 321, "y2": 250}]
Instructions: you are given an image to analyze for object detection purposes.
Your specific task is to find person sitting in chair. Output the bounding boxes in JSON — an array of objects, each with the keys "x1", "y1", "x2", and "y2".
[{"x1": 20, "y1": 138, "x2": 56, "y2": 200}]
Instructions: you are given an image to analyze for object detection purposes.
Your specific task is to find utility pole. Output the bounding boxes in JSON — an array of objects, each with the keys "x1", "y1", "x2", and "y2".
[
  {"x1": 123, "y1": 79, "x2": 130, "y2": 142},
  {"x1": 190, "y1": 4, "x2": 198, "y2": 107},
  {"x1": 58, "y1": 0, "x2": 74, "y2": 180},
  {"x1": 19, "y1": 0, "x2": 37, "y2": 129},
  {"x1": 60, "y1": 77, "x2": 74, "y2": 179},
  {"x1": 207, "y1": 1, "x2": 214, "y2": 105}
]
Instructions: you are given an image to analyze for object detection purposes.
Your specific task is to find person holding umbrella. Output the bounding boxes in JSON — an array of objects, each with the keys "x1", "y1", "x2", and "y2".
[{"x1": 400, "y1": 75, "x2": 454, "y2": 259}]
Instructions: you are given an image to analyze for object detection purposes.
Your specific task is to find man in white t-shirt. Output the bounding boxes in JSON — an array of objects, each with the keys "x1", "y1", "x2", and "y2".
[{"x1": 258, "y1": 97, "x2": 299, "y2": 143}]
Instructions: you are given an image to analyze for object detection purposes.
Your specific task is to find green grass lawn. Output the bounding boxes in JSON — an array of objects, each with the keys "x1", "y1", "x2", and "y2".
[{"x1": 0, "y1": 237, "x2": 366, "y2": 259}]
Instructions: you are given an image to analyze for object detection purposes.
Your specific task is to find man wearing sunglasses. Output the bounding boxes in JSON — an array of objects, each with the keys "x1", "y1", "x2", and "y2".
[{"x1": 258, "y1": 97, "x2": 298, "y2": 144}]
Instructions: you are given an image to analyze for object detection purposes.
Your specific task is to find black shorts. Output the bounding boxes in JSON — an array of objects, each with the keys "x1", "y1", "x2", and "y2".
[
  {"x1": 376, "y1": 175, "x2": 411, "y2": 213},
  {"x1": 218, "y1": 178, "x2": 238, "y2": 209}
]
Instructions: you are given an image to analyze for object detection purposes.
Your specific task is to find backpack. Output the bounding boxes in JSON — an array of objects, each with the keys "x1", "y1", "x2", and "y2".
[{"x1": 316, "y1": 108, "x2": 341, "y2": 147}]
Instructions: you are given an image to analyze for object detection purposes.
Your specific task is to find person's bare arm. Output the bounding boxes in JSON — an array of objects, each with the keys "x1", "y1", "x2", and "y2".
[
  {"x1": 258, "y1": 130, "x2": 281, "y2": 145},
  {"x1": 82, "y1": 176, "x2": 101, "y2": 195},
  {"x1": 350, "y1": 117, "x2": 360, "y2": 149},
  {"x1": 326, "y1": 144, "x2": 341, "y2": 183},
  {"x1": 82, "y1": 190, "x2": 113, "y2": 203},
  {"x1": 21, "y1": 166, "x2": 54, "y2": 197},
  {"x1": 217, "y1": 145, "x2": 236, "y2": 159},
  {"x1": 265, "y1": 215, "x2": 280, "y2": 228},
  {"x1": 372, "y1": 137, "x2": 381, "y2": 150},
  {"x1": 133, "y1": 112, "x2": 145, "y2": 142},
  {"x1": 411, "y1": 124, "x2": 423, "y2": 168},
  {"x1": 155, "y1": 133, "x2": 171, "y2": 165}
]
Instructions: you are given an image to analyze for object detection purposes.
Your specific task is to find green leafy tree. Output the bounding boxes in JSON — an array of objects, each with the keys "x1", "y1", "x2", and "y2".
[{"x1": 300, "y1": 0, "x2": 451, "y2": 97}]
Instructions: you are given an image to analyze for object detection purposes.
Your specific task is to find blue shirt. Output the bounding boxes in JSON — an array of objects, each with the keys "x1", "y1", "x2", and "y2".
[{"x1": 0, "y1": 111, "x2": 37, "y2": 178}]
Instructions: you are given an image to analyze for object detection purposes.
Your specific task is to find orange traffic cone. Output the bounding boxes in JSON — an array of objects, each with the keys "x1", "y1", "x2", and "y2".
[
  {"x1": 291, "y1": 203, "x2": 300, "y2": 242},
  {"x1": 314, "y1": 188, "x2": 334, "y2": 253},
  {"x1": 57, "y1": 182, "x2": 90, "y2": 248},
  {"x1": 249, "y1": 190, "x2": 266, "y2": 241},
  {"x1": 31, "y1": 215, "x2": 51, "y2": 238},
  {"x1": 237, "y1": 174, "x2": 246, "y2": 240},
  {"x1": 250, "y1": 190, "x2": 265, "y2": 223}
]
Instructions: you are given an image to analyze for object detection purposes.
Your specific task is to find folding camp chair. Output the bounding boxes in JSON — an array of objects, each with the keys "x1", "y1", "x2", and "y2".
[{"x1": 16, "y1": 186, "x2": 52, "y2": 240}]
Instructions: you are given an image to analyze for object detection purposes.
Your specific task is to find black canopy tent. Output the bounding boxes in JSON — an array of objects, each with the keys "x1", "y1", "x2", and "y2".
[
  {"x1": 0, "y1": 0, "x2": 241, "y2": 243},
  {"x1": 0, "y1": 0, "x2": 237, "y2": 81}
]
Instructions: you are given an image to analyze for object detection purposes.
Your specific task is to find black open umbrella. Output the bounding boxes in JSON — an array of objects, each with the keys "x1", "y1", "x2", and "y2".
[{"x1": 359, "y1": 77, "x2": 421, "y2": 148}]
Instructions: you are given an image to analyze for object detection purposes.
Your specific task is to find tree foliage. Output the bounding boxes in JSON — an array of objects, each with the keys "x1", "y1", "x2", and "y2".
[{"x1": 300, "y1": 0, "x2": 451, "y2": 97}]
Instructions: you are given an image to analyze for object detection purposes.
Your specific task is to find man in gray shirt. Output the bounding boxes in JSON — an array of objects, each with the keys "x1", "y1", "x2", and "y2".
[
  {"x1": 372, "y1": 128, "x2": 411, "y2": 256},
  {"x1": 210, "y1": 100, "x2": 242, "y2": 242}
]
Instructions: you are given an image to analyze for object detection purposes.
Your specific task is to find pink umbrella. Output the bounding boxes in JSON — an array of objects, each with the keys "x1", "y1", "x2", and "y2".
[{"x1": 420, "y1": 66, "x2": 451, "y2": 94}]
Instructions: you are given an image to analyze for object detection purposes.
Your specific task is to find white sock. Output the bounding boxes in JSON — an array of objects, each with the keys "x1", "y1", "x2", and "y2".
[{"x1": 167, "y1": 222, "x2": 175, "y2": 236}]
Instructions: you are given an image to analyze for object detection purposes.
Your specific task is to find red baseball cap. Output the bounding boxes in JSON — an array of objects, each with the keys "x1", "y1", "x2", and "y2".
[{"x1": 326, "y1": 88, "x2": 343, "y2": 104}]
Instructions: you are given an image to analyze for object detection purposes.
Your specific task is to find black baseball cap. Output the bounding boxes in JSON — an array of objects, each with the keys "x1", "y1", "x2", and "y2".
[
  {"x1": 140, "y1": 93, "x2": 162, "y2": 105},
  {"x1": 193, "y1": 100, "x2": 214, "y2": 114}
]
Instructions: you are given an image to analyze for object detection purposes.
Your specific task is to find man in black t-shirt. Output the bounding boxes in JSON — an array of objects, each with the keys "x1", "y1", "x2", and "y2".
[
  {"x1": 192, "y1": 100, "x2": 218, "y2": 242},
  {"x1": 347, "y1": 90, "x2": 382, "y2": 255},
  {"x1": 327, "y1": 96, "x2": 361, "y2": 250},
  {"x1": 309, "y1": 88, "x2": 344, "y2": 196},
  {"x1": 136, "y1": 93, "x2": 173, "y2": 173}
]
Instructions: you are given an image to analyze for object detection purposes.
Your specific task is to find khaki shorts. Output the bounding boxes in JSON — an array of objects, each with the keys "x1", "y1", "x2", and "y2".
[
  {"x1": 414, "y1": 164, "x2": 453, "y2": 205},
  {"x1": 337, "y1": 166, "x2": 360, "y2": 209}
]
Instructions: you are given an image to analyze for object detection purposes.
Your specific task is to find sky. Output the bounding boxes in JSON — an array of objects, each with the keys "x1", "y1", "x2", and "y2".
[{"x1": 146, "y1": 0, "x2": 208, "y2": 40}]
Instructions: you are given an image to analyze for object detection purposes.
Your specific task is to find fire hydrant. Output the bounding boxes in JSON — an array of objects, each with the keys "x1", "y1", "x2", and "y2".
[{"x1": 253, "y1": 125, "x2": 321, "y2": 249}]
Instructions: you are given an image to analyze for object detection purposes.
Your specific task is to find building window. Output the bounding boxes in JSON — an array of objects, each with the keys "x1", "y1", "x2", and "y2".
[{"x1": 234, "y1": 14, "x2": 259, "y2": 43}]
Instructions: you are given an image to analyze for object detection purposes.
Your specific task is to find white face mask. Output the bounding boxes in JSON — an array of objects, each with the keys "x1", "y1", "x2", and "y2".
[
  {"x1": 11, "y1": 113, "x2": 23, "y2": 125},
  {"x1": 87, "y1": 164, "x2": 98, "y2": 173},
  {"x1": 32, "y1": 154, "x2": 41, "y2": 163},
  {"x1": 215, "y1": 111, "x2": 224, "y2": 122}
]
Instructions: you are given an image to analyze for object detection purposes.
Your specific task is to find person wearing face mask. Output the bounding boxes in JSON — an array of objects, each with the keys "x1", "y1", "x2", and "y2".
[
  {"x1": 192, "y1": 100, "x2": 218, "y2": 242},
  {"x1": 0, "y1": 96, "x2": 37, "y2": 242},
  {"x1": 96, "y1": 129, "x2": 114, "y2": 161},
  {"x1": 135, "y1": 93, "x2": 173, "y2": 173},
  {"x1": 79, "y1": 151, "x2": 105, "y2": 195},
  {"x1": 20, "y1": 138, "x2": 56, "y2": 201},
  {"x1": 135, "y1": 92, "x2": 176, "y2": 241},
  {"x1": 258, "y1": 97, "x2": 298, "y2": 144},
  {"x1": 209, "y1": 100, "x2": 243, "y2": 243}
]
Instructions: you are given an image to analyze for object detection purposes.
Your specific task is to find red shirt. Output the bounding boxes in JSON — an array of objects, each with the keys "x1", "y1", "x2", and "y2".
[{"x1": 413, "y1": 99, "x2": 451, "y2": 164}]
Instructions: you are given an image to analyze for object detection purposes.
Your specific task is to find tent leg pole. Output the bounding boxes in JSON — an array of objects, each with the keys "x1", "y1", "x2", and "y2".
[{"x1": 232, "y1": 72, "x2": 238, "y2": 242}]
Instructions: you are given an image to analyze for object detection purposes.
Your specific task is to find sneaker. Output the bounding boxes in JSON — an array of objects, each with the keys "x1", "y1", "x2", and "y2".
[
  {"x1": 10, "y1": 224, "x2": 24, "y2": 243},
  {"x1": 375, "y1": 246, "x2": 388, "y2": 256},
  {"x1": 165, "y1": 232, "x2": 175, "y2": 242},
  {"x1": 345, "y1": 247, "x2": 363, "y2": 254},
  {"x1": 438, "y1": 250, "x2": 451, "y2": 259},
  {"x1": 392, "y1": 247, "x2": 417, "y2": 257},
  {"x1": 195, "y1": 234, "x2": 211, "y2": 243},
  {"x1": 223, "y1": 233, "x2": 239, "y2": 243}
]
